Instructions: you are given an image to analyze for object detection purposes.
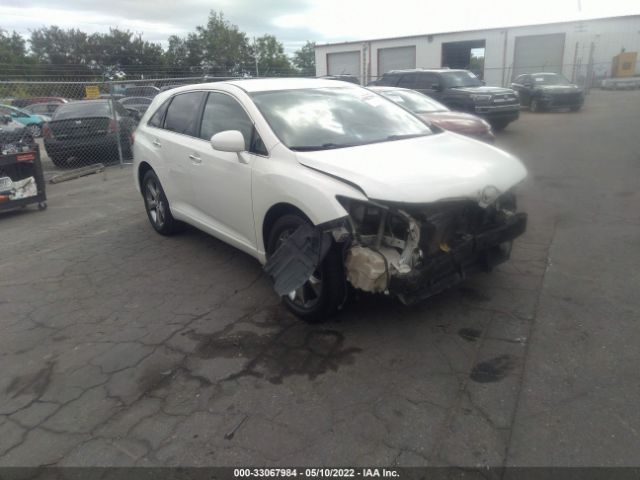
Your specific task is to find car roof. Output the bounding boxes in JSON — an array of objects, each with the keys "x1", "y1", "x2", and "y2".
[
  {"x1": 529, "y1": 72, "x2": 560, "y2": 76},
  {"x1": 368, "y1": 86, "x2": 413, "y2": 93},
  {"x1": 211, "y1": 77, "x2": 361, "y2": 93},
  {"x1": 386, "y1": 68, "x2": 467, "y2": 74}
]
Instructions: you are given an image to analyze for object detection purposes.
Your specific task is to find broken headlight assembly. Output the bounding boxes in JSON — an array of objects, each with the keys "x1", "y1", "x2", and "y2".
[{"x1": 336, "y1": 196, "x2": 422, "y2": 293}]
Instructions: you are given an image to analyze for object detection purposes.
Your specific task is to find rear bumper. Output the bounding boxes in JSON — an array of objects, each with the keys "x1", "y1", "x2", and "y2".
[
  {"x1": 538, "y1": 96, "x2": 584, "y2": 109},
  {"x1": 389, "y1": 212, "x2": 527, "y2": 305},
  {"x1": 44, "y1": 135, "x2": 119, "y2": 157}
]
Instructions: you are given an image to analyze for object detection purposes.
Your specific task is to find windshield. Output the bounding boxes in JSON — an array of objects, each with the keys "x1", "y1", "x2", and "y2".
[
  {"x1": 533, "y1": 74, "x2": 571, "y2": 85},
  {"x1": 251, "y1": 87, "x2": 432, "y2": 151},
  {"x1": 441, "y1": 71, "x2": 483, "y2": 88},
  {"x1": 377, "y1": 89, "x2": 448, "y2": 113},
  {"x1": 53, "y1": 102, "x2": 112, "y2": 120}
]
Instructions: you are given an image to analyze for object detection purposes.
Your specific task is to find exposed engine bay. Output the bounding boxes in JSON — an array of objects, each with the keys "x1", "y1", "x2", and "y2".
[
  {"x1": 264, "y1": 192, "x2": 527, "y2": 306},
  {"x1": 334, "y1": 192, "x2": 527, "y2": 304}
]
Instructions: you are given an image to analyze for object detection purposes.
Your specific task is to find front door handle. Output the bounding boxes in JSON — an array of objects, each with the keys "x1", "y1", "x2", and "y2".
[
  {"x1": 152, "y1": 139, "x2": 161, "y2": 147},
  {"x1": 188, "y1": 154, "x2": 202, "y2": 164}
]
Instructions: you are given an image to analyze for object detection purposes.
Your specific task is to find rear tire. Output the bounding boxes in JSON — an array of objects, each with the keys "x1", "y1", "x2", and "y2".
[
  {"x1": 49, "y1": 153, "x2": 67, "y2": 168},
  {"x1": 142, "y1": 170, "x2": 184, "y2": 235},
  {"x1": 266, "y1": 214, "x2": 347, "y2": 323}
]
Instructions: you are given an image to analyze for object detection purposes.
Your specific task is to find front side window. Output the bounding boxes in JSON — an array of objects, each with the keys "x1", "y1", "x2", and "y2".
[
  {"x1": 251, "y1": 87, "x2": 432, "y2": 151},
  {"x1": 440, "y1": 71, "x2": 483, "y2": 88},
  {"x1": 532, "y1": 74, "x2": 571, "y2": 86},
  {"x1": 200, "y1": 92, "x2": 267, "y2": 155},
  {"x1": 163, "y1": 92, "x2": 205, "y2": 136}
]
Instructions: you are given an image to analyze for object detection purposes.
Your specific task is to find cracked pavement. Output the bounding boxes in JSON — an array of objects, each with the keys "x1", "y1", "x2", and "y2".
[{"x1": 0, "y1": 90, "x2": 639, "y2": 467}]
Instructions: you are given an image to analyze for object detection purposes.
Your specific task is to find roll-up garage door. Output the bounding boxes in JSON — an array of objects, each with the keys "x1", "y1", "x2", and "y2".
[
  {"x1": 513, "y1": 33, "x2": 565, "y2": 79},
  {"x1": 377, "y1": 46, "x2": 416, "y2": 75},
  {"x1": 327, "y1": 51, "x2": 361, "y2": 80}
]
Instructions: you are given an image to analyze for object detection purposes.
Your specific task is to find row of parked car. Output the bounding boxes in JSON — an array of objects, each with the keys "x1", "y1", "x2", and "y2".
[
  {"x1": 327, "y1": 68, "x2": 585, "y2": 132},
  {"x1": 0, "y1": 84, "x2": 189, "y2": 166}
]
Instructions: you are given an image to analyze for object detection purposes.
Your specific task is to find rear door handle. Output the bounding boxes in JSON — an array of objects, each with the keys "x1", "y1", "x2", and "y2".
[
  {"x1": 152, "y1": 139, "x2": 161, "y2": 147},
  {"x1": 188, "y1": 154, "x2": 202, "y2": 164}
]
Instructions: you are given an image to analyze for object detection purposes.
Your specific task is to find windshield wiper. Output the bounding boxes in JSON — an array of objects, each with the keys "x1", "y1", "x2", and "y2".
[{"x1": 289, "y1": 142, "x2": 355, "y2": 151}]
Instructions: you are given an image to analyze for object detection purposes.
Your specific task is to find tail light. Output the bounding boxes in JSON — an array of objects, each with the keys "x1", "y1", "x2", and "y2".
[
  {"x1": 108, "y1": 119, "x2": 118, "y2": 134},
  {"x1": 43, "y1": 123, "x2": 53, "y2": 139}
]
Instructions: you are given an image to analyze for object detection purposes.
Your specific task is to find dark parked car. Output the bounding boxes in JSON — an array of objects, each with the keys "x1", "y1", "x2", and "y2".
[
  {"x1": 370, "y1": 69, "x2": 520, "y2": 130},
  {"x1": 124, "y1": 86, "x2": 160, "y2": 98},
  {"x1": 118, "y1": 96, "x2": 153, "y2": 119},
  {"x1": 43, "y1": 100, "x2": 137, "y2": 167},
  {"x1": 0, "y1": 115, "x2": 33, "y2": 155},
  {"x1": 369, "y1": 86, "x2": 494, "y2": 143},
  {"x1": 510, "y1": 72, "x2": 584, "y2": 112}
]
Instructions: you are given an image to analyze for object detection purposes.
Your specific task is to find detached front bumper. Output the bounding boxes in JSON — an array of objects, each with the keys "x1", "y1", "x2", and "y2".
[{"x1": 389, "y1": 212, "x2": 527, "y2": 305}]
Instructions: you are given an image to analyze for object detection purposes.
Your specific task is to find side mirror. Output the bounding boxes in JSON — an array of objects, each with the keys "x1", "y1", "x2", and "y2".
[
  {"x1": 481, "y1": 80, "x2": 486, "y2": 85},
  {"x1": 11, "y1": 112, "x2": 18, "y2": 117},
  {"x1": 431, "y1": 83, "x2": 441, "y2": 91},
  {"x1": 210, "y1": 130, "x2": 245, "y2": 153},
  {"x1": 523, "y1": 83, "x2": 532, "y2": 88}
]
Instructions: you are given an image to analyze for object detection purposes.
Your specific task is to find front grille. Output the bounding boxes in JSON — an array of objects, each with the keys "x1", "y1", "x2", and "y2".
[{"x1": 491, "y1": 94, "x2": 519, "y2": 105}]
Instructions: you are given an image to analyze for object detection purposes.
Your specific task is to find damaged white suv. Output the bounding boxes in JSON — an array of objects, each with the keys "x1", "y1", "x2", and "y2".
[{"x1": 133, "y1": 78, "x2": 527, "y2": 321}]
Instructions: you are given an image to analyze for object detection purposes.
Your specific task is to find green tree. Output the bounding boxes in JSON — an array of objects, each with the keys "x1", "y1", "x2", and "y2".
[
  {"x1": 0, "y1": 28, "x2": 27, "y2": 64},
  {"x1": 195, "y1": 11, "x2": 252, "y2": 74},
  {"x1": 292, "y1": 41, "x2": 316, "y2": 75},
  {"x1": 253, "y1": 34, "x2": 293, "y2": 76}
]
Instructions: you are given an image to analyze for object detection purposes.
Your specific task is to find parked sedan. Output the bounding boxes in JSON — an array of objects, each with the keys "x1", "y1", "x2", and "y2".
[
  {"x1": 511, "y1": 73, "x2": 584, "y2": 112},
  {"x1": 0, "y1": 104, "x2": 46, "y2": 137},
  {"x1": 133, "y1": 79, "x2": 527, "y2": 321},
  {"x1": 44, "y1": 100, "x2": 137, "y2": 167},
  {"x1": 369, "y1": 86, "x2": 494, "y2": 143}
]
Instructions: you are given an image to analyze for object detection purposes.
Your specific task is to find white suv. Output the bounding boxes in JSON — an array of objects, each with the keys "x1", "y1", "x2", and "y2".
[{"x1": 133, "y1": 78, "x2": 527, "y2": 321}]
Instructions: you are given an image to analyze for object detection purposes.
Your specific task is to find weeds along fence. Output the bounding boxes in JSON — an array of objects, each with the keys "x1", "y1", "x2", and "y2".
[{"x1": 0, "y1": 76, "x2": 246, "y2": 171}]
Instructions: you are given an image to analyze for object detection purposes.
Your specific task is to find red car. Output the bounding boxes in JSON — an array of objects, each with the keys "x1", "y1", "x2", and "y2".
[
  {"x1": 369, "y1": 86, "x2": 494, "y2": 143},
  {"x1": 11, "y1": 97, "x2": 69, "y2": 108}
]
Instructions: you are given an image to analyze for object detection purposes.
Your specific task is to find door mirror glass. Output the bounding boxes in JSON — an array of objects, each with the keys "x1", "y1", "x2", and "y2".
[{"x1": 210, "y1": 130, "x2": 245, "y2": 153}]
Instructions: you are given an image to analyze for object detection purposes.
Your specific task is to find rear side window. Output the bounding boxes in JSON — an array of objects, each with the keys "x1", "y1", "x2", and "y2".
[
  {"x1": 414, "y1": 72, "x2": 439, "y2": 89},
  {"x1": 163, "y1": 92, "x2": 205, "y2": 136},
  {"x1": 148, "y1": 100, "x2": 170, "y2": 128},
  {"x1": 200, "y1": 92, "x2": 267, "y2": 155},
  {"x1": 379, "y1": 73, "x2": 401, "y2": 86},
  {"x1": 397, "y1": 73, "x2": 417, "y2": 88}
]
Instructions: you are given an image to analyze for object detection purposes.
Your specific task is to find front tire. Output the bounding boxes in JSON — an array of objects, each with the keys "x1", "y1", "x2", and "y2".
[
  {"x1": 490, "y1": 120, "x2": 510, "y2": 131},
  {"x1": 27, "y1": 124, "x2": 42, "y2": 137},
  {"x1": 266, "y1": 214, "x2": 347, "y2": 322},
  {"x1": 142, "y1": 170, "x2": 183, "y2": 235},
  {"x1": 530, "y1": 98, "x2": 542, "y2": 112}
]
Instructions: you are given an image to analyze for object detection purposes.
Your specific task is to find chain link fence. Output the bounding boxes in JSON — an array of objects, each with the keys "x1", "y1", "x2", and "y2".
[{"x1": 0, "y1": 75, "x2": 249, "y2": 172}]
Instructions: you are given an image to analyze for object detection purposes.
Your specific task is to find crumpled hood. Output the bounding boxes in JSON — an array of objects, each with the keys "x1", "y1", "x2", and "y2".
[
  {"x1": 296, "y1": 132, "x2": 527, "y2": 203},
  {"x1": 450, "y1": 86, "x2": 515, "y2": 95}
]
